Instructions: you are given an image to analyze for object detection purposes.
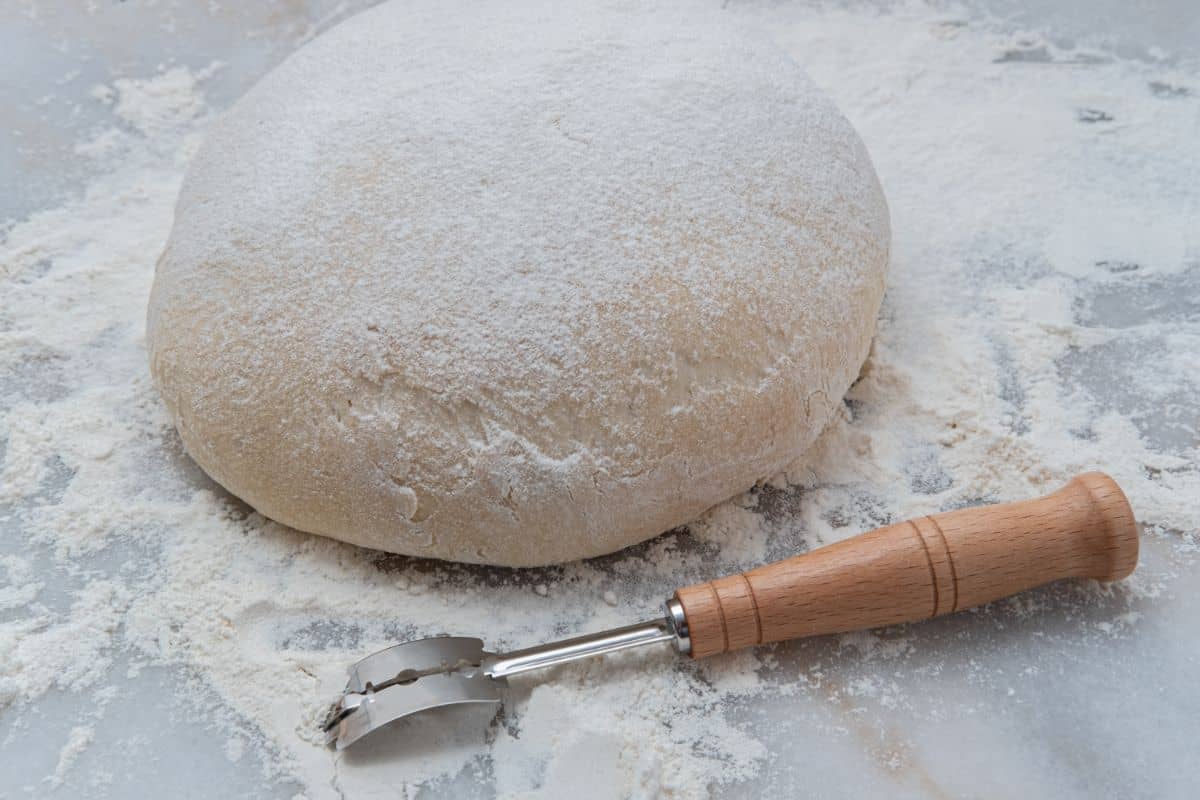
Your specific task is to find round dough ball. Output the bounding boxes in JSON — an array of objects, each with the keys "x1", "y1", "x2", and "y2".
[{"x1": 147, "y1": 0, "x2": 889, "y2": 566}]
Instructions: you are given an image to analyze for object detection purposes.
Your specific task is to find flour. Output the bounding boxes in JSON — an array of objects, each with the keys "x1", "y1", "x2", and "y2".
[
  {"x1": 1, "y1": 1, "x2": 1198, "y2": 798},
  {"x1": 47, "y1": 725, "x2": 94, "y2": 789},
  {"x1": 0, "y1": 580, "x2": 130, "y2": 706},
  {"x1": 0, "y1": 556, "x2": 41, "y2": 612},
  {"x1": 90, "y1": 63, "x2": 222, "y2": 138}
]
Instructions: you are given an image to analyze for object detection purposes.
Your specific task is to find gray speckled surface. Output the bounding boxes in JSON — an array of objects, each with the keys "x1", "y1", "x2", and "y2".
[{"x1": 2, "y1": 2, "x2": 1198, "y2": 798}]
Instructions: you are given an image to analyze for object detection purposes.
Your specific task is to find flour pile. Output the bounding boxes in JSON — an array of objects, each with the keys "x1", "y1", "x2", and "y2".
[{"x1": 2, "y1": 2, "x2": 1198, "y2": 798}]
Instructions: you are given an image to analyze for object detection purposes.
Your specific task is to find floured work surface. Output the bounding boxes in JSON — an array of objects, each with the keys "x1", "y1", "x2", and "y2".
[{"x1": 2, "y1": 2, "x2": 1198, "y2": 798}]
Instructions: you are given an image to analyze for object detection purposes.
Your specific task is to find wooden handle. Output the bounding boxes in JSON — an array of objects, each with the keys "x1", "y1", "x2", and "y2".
[{"x1": 674, "y1": 472, "x2": 1138, "y2": 659}]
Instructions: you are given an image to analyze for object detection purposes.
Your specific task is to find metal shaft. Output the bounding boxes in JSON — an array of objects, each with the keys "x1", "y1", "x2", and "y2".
[{"x1": 483, "y1": 600, "x2": 689, "y2": 680}]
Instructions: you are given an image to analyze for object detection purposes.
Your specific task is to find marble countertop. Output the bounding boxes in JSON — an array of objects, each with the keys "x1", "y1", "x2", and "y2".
[{"x1": 2, "y1": 2, "x2": 1197, "y2": 798}]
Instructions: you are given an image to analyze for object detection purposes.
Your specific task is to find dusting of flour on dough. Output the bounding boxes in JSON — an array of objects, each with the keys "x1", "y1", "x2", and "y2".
[
  {"x1": 1, "y1": 2, "x2": 1197, "y2": 798},
  {"x1": 145, "y1": 0, "x2": 888, "y2": 567}
]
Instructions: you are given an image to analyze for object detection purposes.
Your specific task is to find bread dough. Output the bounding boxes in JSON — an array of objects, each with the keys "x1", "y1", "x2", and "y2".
[{"x1": 146, "y1": 0, "x2": 889, "y2": 566}]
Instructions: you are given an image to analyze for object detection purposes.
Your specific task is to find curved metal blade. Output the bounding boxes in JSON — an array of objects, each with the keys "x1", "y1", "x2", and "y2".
[{"x1": 323, "y1": 636, "x2": 505, "y2": 750}]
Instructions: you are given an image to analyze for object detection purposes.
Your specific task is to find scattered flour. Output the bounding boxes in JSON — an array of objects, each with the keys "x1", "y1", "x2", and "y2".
[
  {"x1": 91, "y1": 62, "x2": 223, "y2": 137},
  {"x1": 0, "y1": 580, "x2": 130, "y2": 705},
  {"x1": 0, "y1": 555, "x2": 41, "y2": 612},
  {"x1": 47, "y1": 725, "x2": 95, "y2": 789},
  {"x1": 224, "y1": 735, "x2": 246, "y2": 764},
  {"x1": 1, "y1": 1, "x2": 1197, "y2": 798}
]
